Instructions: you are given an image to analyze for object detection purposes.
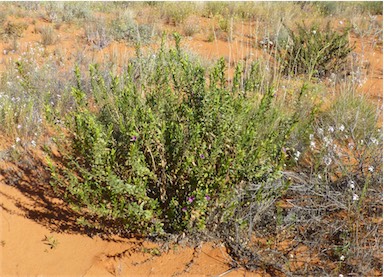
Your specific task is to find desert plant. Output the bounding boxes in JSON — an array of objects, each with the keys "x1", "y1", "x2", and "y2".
[
  {"x1": 308, "y1": 90, "x2": 382, "y2": 188},
  {"x1": 214, "y1": 84, "x2": 382, "y2": 275},
  {"x1": 109, "y1": 11, "x2": 155, "y2": 45},
  {"x1": 42, "y1": 235, "x2": 59, "y2": 249},
  {"x1": 47, "y1": 35, "x2": 314, "y2": 236},
  {"x1": 40, "y1": 26, "x2": 57, "y2": 46},
  {"x1": 84, "y1": 19, "x2": 111, "y2": 49},
  {"x1": 276, "y1": 22, "x2": 354, "y2": 79},
  {"x1": 182, "y1": 17, "x2": 200, "y2": 37},
  {"x1": 0, "y1": 21, "x2": 27, "y2": 41},
  {"x1": 314, "y1": 1, "x2": 383, "y2": 16},
  {"x1": 41, "y1": 2, "x2": 92, "y2": 23},
  {"x1": 0, "y1": 43, "x2": 77, "y2": 141},
  {"x1": 351, "y1": 14, "x2": 383, "y2": 45},
  {"x1": 160, "y1": 2, "x2": 197, "y2": 26},
  {"x1": 203, "y1": 2, "x2": 230, "y2": 18},
  {"x1": 61, "y1": 2, "x2": 92, "y2": 22},
  {"x1": 286, "y1": 87, "x2": 382, "y2": 275}
]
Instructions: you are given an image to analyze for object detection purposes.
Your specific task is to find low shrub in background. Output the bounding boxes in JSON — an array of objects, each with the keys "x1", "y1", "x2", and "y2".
[
  {"x1": 0, "y1": 21, "x2": 28, "y2": 41},
  {"x1": 160, "y1": 2, "x2": 198, "y2": 26},
  {"x1": 40, "y1": 26, "x2": 58, "y2": 46},
  {"x1": 84, "y1": 19, "x2": 111, "y2": 49},
  {"x1": 41, "y1": 2, "x2": 92, "y2": 23},
  {"x1": 315, "y1": 1, "x2": 383, "y2": 16},
  {"x1": 109, "y1": 11, "x2": 155, "y2": 45},
  {"x1": 276, "y1": 22, "x2": 354, "y2": 79}
]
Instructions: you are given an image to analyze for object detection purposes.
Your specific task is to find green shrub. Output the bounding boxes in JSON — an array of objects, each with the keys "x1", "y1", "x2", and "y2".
[
  {"x1": 61, "y1": 2, "x2": 92, "y2": 22},
  {"x1": 359, "y1": 1, "x2": 383, "y2": 15},
  {"x1": 109, "y1": 11, "x2": 155, "y2": 45},
  {"x1": 203, "y1": 2, "x2": 230, "y2": 18},
  {"x1": 49, "y1": 35, "x2": 313, "y2": 235},
  {"x1": 160, "y1": 2, "x2": 196, "y2": 26},
  {"x1": 276, "y1": 22, "x2": 354, "y2": 79},
  {"x1": 314, "y1": 1, "x2": 383, "y2": 16},
  {"x1": 42, "y1": 2, "x2": 92, "y2": 23}
]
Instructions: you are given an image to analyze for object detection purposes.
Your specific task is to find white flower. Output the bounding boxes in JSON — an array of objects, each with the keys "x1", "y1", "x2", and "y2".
[
  {"x1": 31, "y1": 140, "x2": 36, "y2": 147},
  {"x1": 339, "y1": 21, "x2": 343, "y2": 25},
  {"x1": 339, "y1": 274, "x2": 344, "y2": 277},
  {"x1": 333, "y1": 144, "x2": 339, "y2": 153},
  {"x1": 310, "y1": 141, "x2": 316, "y2": 149},
  {"x1": 324, "y1": 156, "x2": 332, "y2": 166},
  {"x1": 370, "y1": 137, "x2": 378, "y2": 145},
  {"x1": 339, "y1": 125, "x2": 345, "y2": 132},
  {"x1": 15, "y1": 137, "x2": 21, "y2": 143},
  {"x1": 294, "y1": 151, "x2": 301, "y2": 161},
  {"x1": 328, "y1": 126, "x2": 335, "y2": 133},
  {"x1": 17, "y1": 124, "x2": 22, "y2": 129},
  {"x1": 353, "y1": 194, "x2": 359, "y2": 201},
  {"x1": 368, "y1": 166, "x2": 374, "y2": 172},
  {"x1": 324, "y1": 136, "x2": 332, "y2": 147},
  {"x1": 340, "y1": 255, "x2": 345, "y2": 261},
  {"x1": 318, "y1": 174, "x2": 322, "y2": 179},
  {"x1": 312, "y1": 30, "x2": 317, "y2": 34},
  {"x1": 348, "y1": 180, "x2": 355, "y2": 189},
  {"x1": 348, "y1": 142, "x2": 354, "y2": 149}
]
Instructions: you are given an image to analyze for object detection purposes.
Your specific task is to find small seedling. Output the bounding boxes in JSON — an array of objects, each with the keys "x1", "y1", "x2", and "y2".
[
  {"x1": 142, "y1": 247, "x2": 161, "y2": 256},
  {"x1": 42, "y1": 235, "x2": 59, "y2": 249}
]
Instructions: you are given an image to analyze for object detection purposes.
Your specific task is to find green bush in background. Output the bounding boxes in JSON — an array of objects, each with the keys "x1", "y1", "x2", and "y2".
[{"x1": 276, "y1": 22, "x2": 354, "y2": 79}]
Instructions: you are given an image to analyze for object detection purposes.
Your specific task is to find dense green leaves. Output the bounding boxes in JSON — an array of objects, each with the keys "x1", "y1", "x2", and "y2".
[{"x1": 50, "y1": 37, "x2": 313, "y2": 235}]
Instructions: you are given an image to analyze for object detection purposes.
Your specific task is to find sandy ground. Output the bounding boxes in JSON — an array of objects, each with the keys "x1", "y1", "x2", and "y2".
[{"x1": 1, "y1": 181, "x2": 263, "y2": 277}]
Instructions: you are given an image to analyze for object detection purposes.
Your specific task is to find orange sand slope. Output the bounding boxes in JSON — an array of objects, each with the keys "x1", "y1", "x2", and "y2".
[{"x1": 1, "y1": 182, "x2": 263, "y2": 277}]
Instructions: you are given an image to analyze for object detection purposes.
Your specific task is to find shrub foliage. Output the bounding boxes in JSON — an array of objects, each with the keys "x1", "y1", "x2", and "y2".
[
  {"x1": 277, "y1": 22, "x2": 354, "y2": 78},
  {"x1": 49, "y1": 35, "x2": 313, "y2": 235}
]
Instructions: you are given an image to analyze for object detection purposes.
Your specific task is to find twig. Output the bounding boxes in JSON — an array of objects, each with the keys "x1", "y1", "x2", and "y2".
[{"x1": 214, "y1": 267, "x2": 238, "y2": 277}]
